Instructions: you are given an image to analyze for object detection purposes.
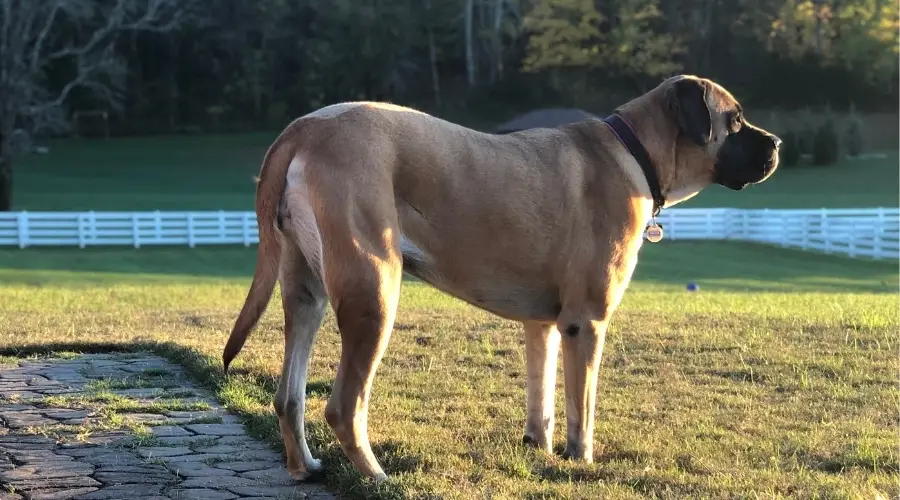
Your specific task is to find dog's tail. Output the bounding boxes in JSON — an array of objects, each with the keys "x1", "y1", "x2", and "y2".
[{"x1": 222, "y1": 131, "x2": 297, "y2": 373}]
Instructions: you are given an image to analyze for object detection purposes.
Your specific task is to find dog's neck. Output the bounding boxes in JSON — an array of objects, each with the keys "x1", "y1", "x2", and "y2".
[
  {"x1": 614, "y1": 99, "x2": 708, "y2": 209},
  {"x1": 603, "y1": 114, "x2": 665, "y2": 216}
]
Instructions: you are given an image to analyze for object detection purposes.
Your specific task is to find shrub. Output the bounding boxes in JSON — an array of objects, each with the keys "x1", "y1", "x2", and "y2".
[
  {"x1": 845, "y1": 105, "x2": 864, "y2": 157},
  {"x1": 779, "y1": 131, "x2": 802, "y2": 166},
  {"x1": 812, "y1": 119, "x2": 840, "y2": 166},
  {"x1": 267, "y1": 101, "x2": 289, "y2": 128},
  {"x1": 796, "y1": 108, "x2": 817, "y2": 156},
  {"x1": 797, "y1": 129, "x2": 816, "y2": 156}
]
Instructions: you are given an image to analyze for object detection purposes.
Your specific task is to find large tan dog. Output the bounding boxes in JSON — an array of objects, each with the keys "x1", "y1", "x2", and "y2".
[{"x1": 222, "y1": 75, "x2": 780, "y2": 482}]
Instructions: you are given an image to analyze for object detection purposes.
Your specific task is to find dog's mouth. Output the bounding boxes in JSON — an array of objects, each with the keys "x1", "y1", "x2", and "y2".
[
  {"x1": 721, "y1": 179, "x2": 749, "y2": 191},
  {"x1": 714, "y1": 129, "x2": 781, "y2": 191},
  {"x1": 716, "y1": 159, "x2": 776, "y2": 191},
  {"x1": 752, "y1": 153, "x2": 779, "y2": 185}
]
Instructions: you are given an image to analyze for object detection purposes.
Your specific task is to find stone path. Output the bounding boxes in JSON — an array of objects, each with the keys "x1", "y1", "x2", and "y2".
[{"x1": 0, "y1": 353, "x2": 337, "y2": 500}]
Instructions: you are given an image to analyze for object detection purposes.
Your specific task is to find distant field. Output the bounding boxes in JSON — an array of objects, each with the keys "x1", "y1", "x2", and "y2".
[
  {"x1": 14, "y1": 134, "x2": 273, "y2": 211},
  {"x1": 682, "y1": 154, "x2": 900, "y2": 209},
  {"x1": 0, "y1": 242, "x2": 896, "y2": 499},
  {"x1": 13, "y1": 134, "x2": 899, "y2": 211}
]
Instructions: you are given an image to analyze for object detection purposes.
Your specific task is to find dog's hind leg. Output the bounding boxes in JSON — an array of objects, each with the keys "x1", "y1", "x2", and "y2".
[
  {"x1": 272, "y1": 181, "x2": 329, "y2": 481},
  {"x1": 273, "y1": 236, "x2": 328, "y2": 480},
  {"x1": 320, "y1": 210, "x2": 403, "y2": 482}
]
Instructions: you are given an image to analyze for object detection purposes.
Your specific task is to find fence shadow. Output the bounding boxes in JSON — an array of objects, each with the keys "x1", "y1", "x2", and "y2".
[
  {"x1": 633, "y1": 241, "x2": 897, "y2": 294},
  {"x1": 0, "y1": 246, "x2": 257, "y2": 280},
  {"x1": 0, "y1": 240, "x2": 896, "y2": 294}
]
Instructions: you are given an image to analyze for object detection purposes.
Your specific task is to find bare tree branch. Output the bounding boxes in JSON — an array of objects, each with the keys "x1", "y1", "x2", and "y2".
[
  {"x1": 30, "y1": 1, "x2": 63, "y2": 72},
  {"x1": 0, "y1": 0, "x2": 192, "y2": 142}
]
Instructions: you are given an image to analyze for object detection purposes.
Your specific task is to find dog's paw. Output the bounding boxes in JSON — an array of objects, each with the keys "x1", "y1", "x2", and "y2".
[
  {"x1": 522, "y1": 433, "x2": 554, "y2": 454},
  {"x1": 561, "y1": 445, "x2": 593, "y2": 463},
  {"x1": 521, "y1": 434, "x2": 538, "y2": 447},
  {"x1": 288, "y1": 459, "x2": 325, "y2": 481},
  {"x1": 288, "y1": 469, "x2": 312, "y2": 481}
]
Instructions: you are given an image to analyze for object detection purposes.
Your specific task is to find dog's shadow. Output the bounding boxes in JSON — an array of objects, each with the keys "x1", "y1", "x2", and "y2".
[
  {"x1": 519, "y1": 444, "x2": 658, "y2": 487},
  {"x1": 305, "y1": 379, "x2": 332, "y2": 398},
  {"x1": 372, "y1": 440, "x2": 430, "y2": 475}
]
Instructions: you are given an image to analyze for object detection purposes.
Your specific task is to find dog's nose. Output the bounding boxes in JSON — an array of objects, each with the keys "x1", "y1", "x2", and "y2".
[{"x1": 769, "y1": 134, "x2": 782, "y2": 148}]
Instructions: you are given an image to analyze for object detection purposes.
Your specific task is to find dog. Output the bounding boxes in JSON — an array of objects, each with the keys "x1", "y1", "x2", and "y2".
[{"x1": 221, "y1": 75, "x2": 781, "y2": 482}]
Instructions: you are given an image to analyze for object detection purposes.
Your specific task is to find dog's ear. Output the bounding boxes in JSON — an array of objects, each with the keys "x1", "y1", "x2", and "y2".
[{"x1": 666, "y1": 78, "x2": 712, "y2": 146}]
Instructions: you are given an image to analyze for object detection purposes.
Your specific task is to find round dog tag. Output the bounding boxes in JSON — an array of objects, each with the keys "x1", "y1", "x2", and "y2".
[{"x1": 645, "y1": 223, "x2": 663, "y2": 243}]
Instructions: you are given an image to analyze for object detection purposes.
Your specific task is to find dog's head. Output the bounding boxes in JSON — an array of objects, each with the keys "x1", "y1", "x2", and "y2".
[{"x1": 661, "y1": 75, "x2": 780, "y2": 191}]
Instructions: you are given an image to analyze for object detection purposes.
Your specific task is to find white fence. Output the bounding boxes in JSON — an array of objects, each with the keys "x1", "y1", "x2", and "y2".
[
  {"x1": 654, "y1": 207, "x2": 899, "y2": 260},
  {"x1": 0, "y1": 208, "x2": 897, "y2": 260},
  {"x1": 0, "y1": 211, "x2": 259, "y2": 249}
]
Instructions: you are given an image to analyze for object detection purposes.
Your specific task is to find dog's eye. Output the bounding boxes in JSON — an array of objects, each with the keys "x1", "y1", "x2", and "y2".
[{"x1": 730, "y1": 113, "x2": 742, "y2": 133}]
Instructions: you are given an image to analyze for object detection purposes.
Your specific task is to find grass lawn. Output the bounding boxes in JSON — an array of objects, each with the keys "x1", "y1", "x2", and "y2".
[
  {"x1": 0, "y1": 241, "x2": 896, "y2": 499},
  {"x1": 12, "y1": 134, "x2": 900, "y2": 211},
  {"x1": 5, "y1": 132, "x2": 899, "y2": 497},
  {"x1": 13, "y1": 134, "x2": 274, "y2": 211},
  {"x1": 682, "y1": 153, "x2": 900, "y2": 209}
]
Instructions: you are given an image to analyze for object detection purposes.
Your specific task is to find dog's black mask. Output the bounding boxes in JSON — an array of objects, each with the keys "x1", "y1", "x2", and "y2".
[
  {"x1": 714, "y1": 125, "x2": 780, "y2": 191},
  {"x1": 667, "y1": 77, "x2": 781, "y2": 192}
]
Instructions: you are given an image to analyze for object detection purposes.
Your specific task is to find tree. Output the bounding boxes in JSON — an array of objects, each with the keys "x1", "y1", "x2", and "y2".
[
  {"x1": 522, "y1": 0, "x2": 683, "y2": 82},
  {"x1": 601, "y1": 0, "x2": 684, "y2": 81},
  {"x1": 521, "y1": 0, "x2": 603, "y2": 73},
  {"x1": 767, "y1": 0, "x2": 899, "y2": 82},
  {"x1": 0, "y1": 0, "x2": 192, "y2": 211}
]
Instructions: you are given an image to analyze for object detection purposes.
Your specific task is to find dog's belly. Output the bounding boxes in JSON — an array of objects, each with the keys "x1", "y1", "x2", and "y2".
[{"x1": 401, "y1": 237, "x2": 560, "y2": 322}]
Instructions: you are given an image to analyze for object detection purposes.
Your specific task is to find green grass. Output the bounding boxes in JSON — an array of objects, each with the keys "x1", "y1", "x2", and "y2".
[
  {"x1": 13, "y1": 134, "x2": 899, "y2": 211},
  {"x1": 82, "y1": 371, "x2": 181, "y2": 391},
  {"x1": 683, "y1": 153, "x2": 900, "y2": 209},
  {"x1": 0, "y1": 242, "x2": 896, "y2": 499},
  {"x1": 24, "y1": 387, "x2": 211, "y2": 447},
  {"x1": 13, "y1": 133, "x2": 274, "y2": 211},
  {"x1": 41, "y1": 390, "x2": 212, "y2": 415},
  {"x1": 5, "y1": 133, "x2": 899, "y2": 497}
]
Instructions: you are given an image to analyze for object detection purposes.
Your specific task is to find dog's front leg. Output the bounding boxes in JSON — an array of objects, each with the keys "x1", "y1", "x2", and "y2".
[
  {"x1": 522, "y1": 321, "x2": 561, "y2": 453},
  {"x1": 558, "y1": 316, "x2": 609, "y2": 462}
]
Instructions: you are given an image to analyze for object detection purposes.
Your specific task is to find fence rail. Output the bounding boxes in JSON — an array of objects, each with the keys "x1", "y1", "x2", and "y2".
[
  {"x1": 1, "y1": 208, "x2": 898, "y2": 260},
  {"x1": 653, "y1": 207, "x2": 899, "y2": 259}
]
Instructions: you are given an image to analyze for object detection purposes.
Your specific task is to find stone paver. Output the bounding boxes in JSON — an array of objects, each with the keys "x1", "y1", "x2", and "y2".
[
  {"x1": 0, "y1": 353, "x2": 336, "y2": 500},
  {"x1": 183, "y1": 424, "x2": 246, "y2": 436}
]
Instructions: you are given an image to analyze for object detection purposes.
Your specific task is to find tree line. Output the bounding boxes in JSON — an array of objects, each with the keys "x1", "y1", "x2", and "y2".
[{"x1": 0, "y1": 0, "x2": 897, "y2": 209}]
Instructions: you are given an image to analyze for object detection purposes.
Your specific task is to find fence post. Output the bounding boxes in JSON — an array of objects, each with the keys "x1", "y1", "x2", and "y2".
[
  {"x1": 742, "y1": 210, "x2": 749, "y2": 241},
  {"x1": 874, "y1": 207, "x2": 884, "y2": 259},
  {"x1": 780, "y1": 212, "x2": 788, "y2": 247},
  {"x1": 730, "y1": 209, "x2": 739, "y2": 240},
  {"x1": 154, "y1": 211, "x2": 162, "y2": 243},
  {"x1": 89, "y1": 211, "x2": 96, "y2": 245},
  {"x1": 822, "y1": 208, "x2": 831, "y2": 254},
  {"x1": 187, "y1": 213, "x2": 195, "y2": 248},
  {"x1": 77, "y1": 213, "x2": 86, "y2": 249},
  {"x1": 17, "y1": 211, "x2": 28, "y2": 249},
  {"x1": 801, "y1": 212, "x2": 809, "y2": 250},
  {"x1": 242, "y1": 213, "x2": 251, "y2": 247},
  {"x1": 132, "y1": 213, "x2": 140, "y2": 249},
  {"x1": 218, "y1": 210, "x2": 226, "y2": 243},
  {"x1": 722, "y1": 209, "x2": 730, "y2": 239}
]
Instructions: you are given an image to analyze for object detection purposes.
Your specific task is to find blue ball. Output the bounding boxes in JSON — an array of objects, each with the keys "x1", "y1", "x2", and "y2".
[{"x1": 686, "y1": 282, "x2": 699, "y2": 292}]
